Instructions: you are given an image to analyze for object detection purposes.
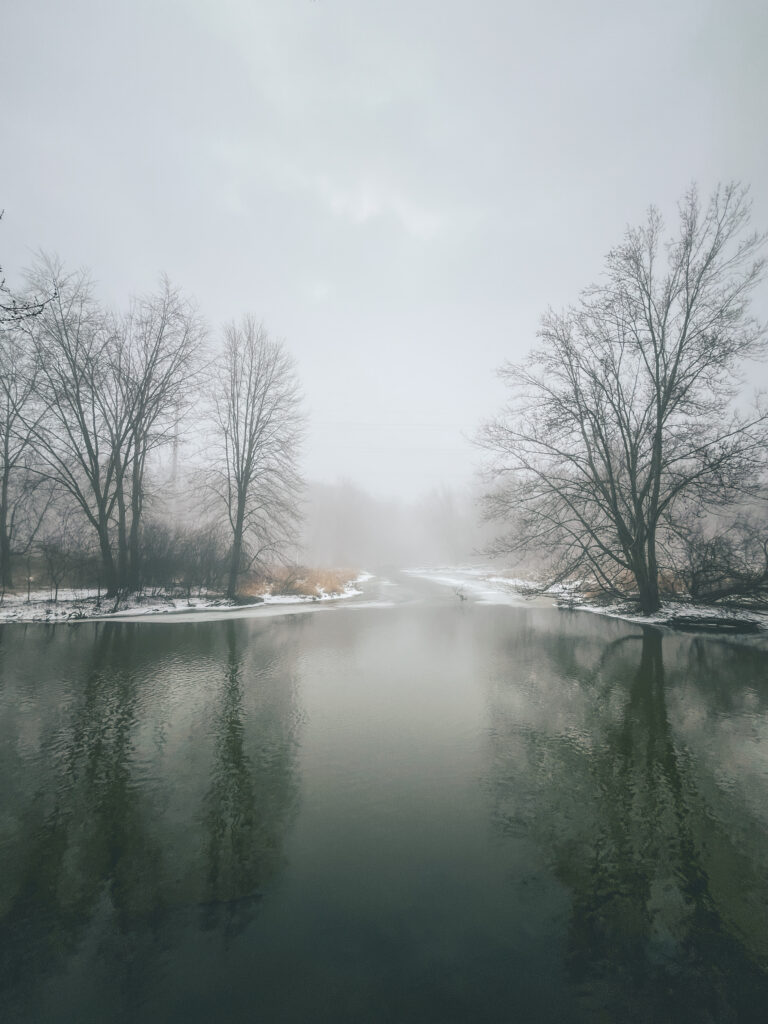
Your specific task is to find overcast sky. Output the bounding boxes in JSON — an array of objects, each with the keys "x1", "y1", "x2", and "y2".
[{"x1": 3, "y1": 0, "x2": 767, "y2": 499}]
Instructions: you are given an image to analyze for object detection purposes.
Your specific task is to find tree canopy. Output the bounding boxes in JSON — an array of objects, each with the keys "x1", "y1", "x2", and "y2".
[{"x1": 481, "y1": 183, "x2": 768, "y2": 614}]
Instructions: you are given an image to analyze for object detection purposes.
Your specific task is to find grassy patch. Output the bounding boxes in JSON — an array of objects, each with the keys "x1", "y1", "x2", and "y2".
[{"x1": 244, "y1": 567, "x2": 359, "y2": 599}]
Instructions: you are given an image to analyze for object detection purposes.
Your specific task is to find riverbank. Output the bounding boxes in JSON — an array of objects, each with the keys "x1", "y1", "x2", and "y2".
[
  {"x1": 403, "y1": 566, "x2": 768, "y2": 633},
  {"x1": 572, "y1": 597, "x2": 768, "y2": 633},
  {"x1": 0, "y1": 572, "x2": 374, "y2": 624}
]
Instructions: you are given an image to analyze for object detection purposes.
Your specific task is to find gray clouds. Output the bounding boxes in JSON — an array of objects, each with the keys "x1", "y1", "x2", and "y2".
[{"x1": 3, "y1": 0, "x2": 767, "y2": 497}]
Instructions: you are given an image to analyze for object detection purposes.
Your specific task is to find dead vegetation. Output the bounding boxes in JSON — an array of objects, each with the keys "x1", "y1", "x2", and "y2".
[{"x1": 243, "y1": 566, "x2": 359, "y2": 600}]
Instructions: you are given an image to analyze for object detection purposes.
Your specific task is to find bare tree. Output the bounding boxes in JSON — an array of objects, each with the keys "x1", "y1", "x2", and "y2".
[
  {"x1": 0, "y1": 210, "x2": 53, "y2": 325},
  {"x1": 22, "y1": 256, "x2": 130, "y2": 598},
  {"x1": 0, "y1": 324, "x2": 47, "y2": 589},
  {"x1": 480, "y1": 183, "x2": 768, "y2": 614},
  {"x1": 38, "y1": 507, "x2": 89, "y2": 602},
  {"x1": 20, "y1": 258, "x2": 203, "y2": 598},
  {"x1": 116, "y1": 278, "x2": 205, "y2": 590},
  {"x1": 0, "y1": 215, "x2": 56, "y2": 589},
  {"x1": 208, "y1": 317, "x2": 303, "y2": 600},
  {"x1": 673, "y1": 511, "x2": 768, "y2": 605}
]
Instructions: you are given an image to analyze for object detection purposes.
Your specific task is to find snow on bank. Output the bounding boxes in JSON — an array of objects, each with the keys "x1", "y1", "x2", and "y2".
[
  {"x1": 572, "y1": 598, "x2": 768, "y2": 633},
  {"x1": 0, "y1": 589, "x2": 103, "y2": 623},
  {"x1": 403, "y1": 567, "x2": 768, "y2": 632},
  {"x1": 402, "y1": 566, "x2": 534, "y2": 605},
  {"x1": 0, "y1": 573, "x2": 375, "y2": 624}
]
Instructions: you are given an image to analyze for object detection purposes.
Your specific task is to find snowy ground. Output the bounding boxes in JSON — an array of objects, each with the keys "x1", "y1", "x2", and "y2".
[
  {"x1": 0, "y1": 574, "x2": 375, "y2": 624},
  {"x1": 3, "y1": 568, "x2": 765, "y2": 633},
  {"x1": 403, "y1": 566, "x2": 768, "y2": 632},
  {"x1": 402, "y1": 566, "x2": 535, "y2": 605},
  {"x1": 573, "y1": 598, "x2": 768, "y2": 632}
]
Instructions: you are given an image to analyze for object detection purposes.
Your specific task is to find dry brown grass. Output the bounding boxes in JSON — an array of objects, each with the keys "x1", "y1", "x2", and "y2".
[{"x1": 243, "y1": 566, "x2": 359, "y2": 599}]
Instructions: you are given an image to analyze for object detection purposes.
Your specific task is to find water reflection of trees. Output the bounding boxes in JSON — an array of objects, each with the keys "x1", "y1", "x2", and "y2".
[
  {"x1": 0, "y1": 618, "x2": 301, "y2": 1012},
  {"x1": 200, "y1": 620, "x2": 300, "y2": 938},
  {"x1": 0, "y1": 624, "x2": 165, "y2": 1011},
  {"x1": 487, "y1": 626, "x2": 768, "y2": 1023}
]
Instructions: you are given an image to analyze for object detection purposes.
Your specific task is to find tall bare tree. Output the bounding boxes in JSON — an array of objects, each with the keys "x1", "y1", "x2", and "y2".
[
  {"x1": 208, "y1": 318, "x2": 303, "y2": 600},
  {"x1": 117, "y1": 278, "x2": 205, "y2": 590},
  {"x1": 0, "y1": 215, "x2": 55, "y2": 590},
  {"x1": 0, "y1": 325, "x2": 44, "y2": 589},
  {"x1": 481, "y1": 183, "x2": 768, "y2": 614},
  {"x1": 23, "y1": 257, "x2": 129, "y2": 597},
  {"x1": 20, "y1": 258, "x2": 203, "y2": 598}
]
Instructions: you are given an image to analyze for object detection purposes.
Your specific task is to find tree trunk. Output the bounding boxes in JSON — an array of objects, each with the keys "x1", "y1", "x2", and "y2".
[
  {"x1": 644, "y1": 529, "x2": 660, "y2": 614},
  {"x1": 226, "y1": 503, "x2": 246, "y2": 600},
  {"x1": 97, "y1": 511, "x2": 118, "y2": 599},
  {"x1": 636, "y1": 576, "x2": 660, "y2": 616},
  {"x1": 227, "y1": 536, "x2": 242, "y2": 600},
  {"x1": 115, "y1": 462, "x2": 129, "y2": 593},
  {"x1": 128, "y1": 511, "x2": 141, "y2": 592},
  {"x1": 633, "y1": 557, "x2": 660, "y2": 615},
  {"x1": 0, "y1": 469, "x2": 11, "y2": 591},
  {"x1": 127, "y1": 446, "x2": 144, "y2": 593},
  {"x1": 626, "y1": 524, "x2": 661, "y2": 616}
]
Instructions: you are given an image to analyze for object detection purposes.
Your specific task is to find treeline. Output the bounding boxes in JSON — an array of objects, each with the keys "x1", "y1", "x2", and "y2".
[
  {"x1": 481, "y1": 183, "x2": 768, "y2": 613},
  {"x1": 0, "y1": 252, "x2": 303, "y2": 603}
]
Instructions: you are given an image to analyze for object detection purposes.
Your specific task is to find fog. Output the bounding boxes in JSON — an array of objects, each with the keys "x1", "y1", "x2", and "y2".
[
  {"x1": 300, "y1": 479, "x2": 500, "y2": 569},
  {"x1": 3, "y1": 0, "x2": 768, "y2": 553}
]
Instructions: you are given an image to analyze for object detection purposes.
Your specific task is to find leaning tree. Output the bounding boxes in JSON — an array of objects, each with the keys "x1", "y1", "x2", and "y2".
[{"x1": 480, "y1": 183, "x2": 768, "y2": 614}]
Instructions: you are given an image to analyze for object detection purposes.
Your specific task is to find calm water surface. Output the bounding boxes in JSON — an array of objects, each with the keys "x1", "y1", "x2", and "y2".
[{"x1": 1, "y1": 574, "x2": 767, "y2": 1022}]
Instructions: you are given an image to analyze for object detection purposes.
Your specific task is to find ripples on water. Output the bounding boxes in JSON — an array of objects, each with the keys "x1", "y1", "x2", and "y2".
[{"x1": 1, "y1": 584, "x2": 767, "y2": 1023}]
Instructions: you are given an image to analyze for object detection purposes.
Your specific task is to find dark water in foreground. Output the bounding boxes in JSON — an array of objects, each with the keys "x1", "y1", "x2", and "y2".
[{"x1": 1, "y1": 574, "x2": 768, "y2": 1023}]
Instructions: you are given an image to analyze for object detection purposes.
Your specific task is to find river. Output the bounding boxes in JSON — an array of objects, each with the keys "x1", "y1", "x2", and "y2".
[{"x1": 1, "y1": 572, "x2": 767, "y2": 1022}]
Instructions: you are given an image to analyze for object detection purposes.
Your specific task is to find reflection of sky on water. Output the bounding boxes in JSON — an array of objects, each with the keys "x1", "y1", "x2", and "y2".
[{"x1": 1, "y1": 593, "x2": 767, "y2": 1022}]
